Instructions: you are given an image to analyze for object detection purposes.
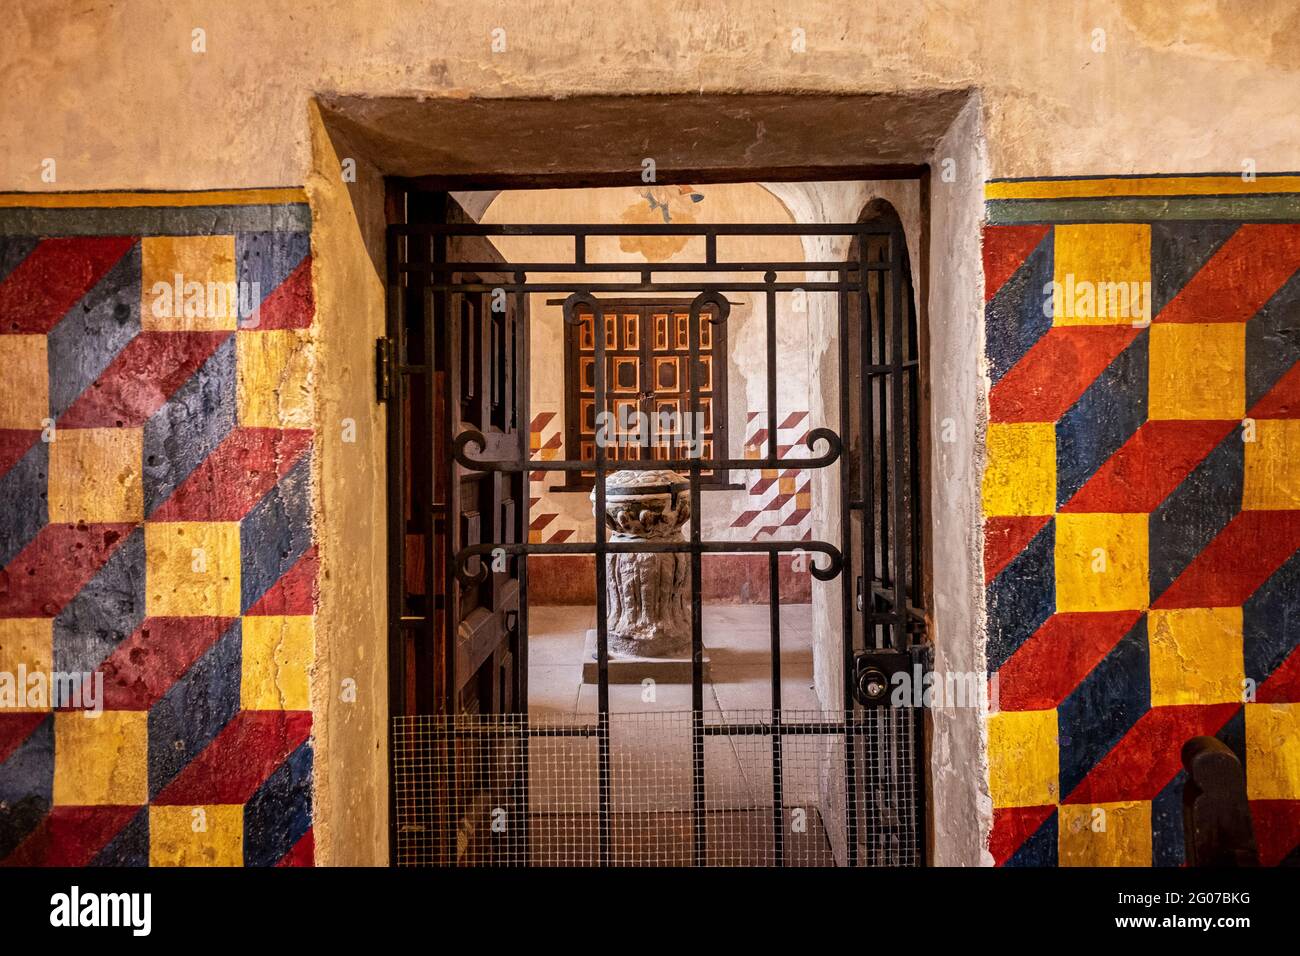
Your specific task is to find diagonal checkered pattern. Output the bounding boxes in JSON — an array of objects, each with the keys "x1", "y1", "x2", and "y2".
[
  {"x1": 730, "y1": 411, "x2": 813, "y2": 541},
  {"x1": 984, "y1": 215, "x2": 1300, "y2": 867},
  {"x1": 0, "y1": 223, "x2": 316, "y2": 867},
  {"x1": 528, "y1": 410, "x2": 578, "y2": 543}
]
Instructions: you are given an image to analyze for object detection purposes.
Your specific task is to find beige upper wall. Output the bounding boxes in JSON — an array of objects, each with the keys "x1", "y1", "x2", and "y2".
[{"x1": 3, "y1": 0, "x2": 1298, "y2": 189}]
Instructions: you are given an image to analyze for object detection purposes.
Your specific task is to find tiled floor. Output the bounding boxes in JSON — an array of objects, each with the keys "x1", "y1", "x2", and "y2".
[{"x1": 527, "y1": 603, "x2": 821, "y2": 717}]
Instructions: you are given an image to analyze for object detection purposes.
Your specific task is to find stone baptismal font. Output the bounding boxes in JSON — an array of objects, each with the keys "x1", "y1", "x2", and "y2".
[{"x1": 584, "y1": 469, "x2": 700, "y2": 680}]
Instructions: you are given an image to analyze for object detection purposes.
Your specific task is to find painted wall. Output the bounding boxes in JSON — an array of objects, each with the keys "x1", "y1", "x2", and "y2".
[
  {"x1": 0, "y1": 194, "x2": 316, "y2": 866},
  {"x1": 4, "y1": 0, "x2": 1300, "y2": 869},
  {"x1": 983, "y1": 176, "x2": 1300, "y2": 866}
]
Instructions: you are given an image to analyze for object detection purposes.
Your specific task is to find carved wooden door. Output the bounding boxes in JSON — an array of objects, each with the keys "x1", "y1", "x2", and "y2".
[{"x1": 386, "y1": 187, "x2": 528, "y2": 864}]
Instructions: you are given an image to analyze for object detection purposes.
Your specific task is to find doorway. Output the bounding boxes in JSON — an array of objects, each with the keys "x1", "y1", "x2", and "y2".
[{"x1": 384, "y1": 179, "x2": 929, "y2": 866}]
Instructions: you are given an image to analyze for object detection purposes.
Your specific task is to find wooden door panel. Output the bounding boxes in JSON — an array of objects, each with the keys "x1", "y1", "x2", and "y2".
[{"x1": 441, "y1": 197, "x2": 526, "y2": 728}]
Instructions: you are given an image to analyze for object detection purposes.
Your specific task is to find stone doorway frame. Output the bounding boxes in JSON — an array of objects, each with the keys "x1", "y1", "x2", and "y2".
[{"x1": 304, "y1": 91, "x2": 989, "y2": 867}]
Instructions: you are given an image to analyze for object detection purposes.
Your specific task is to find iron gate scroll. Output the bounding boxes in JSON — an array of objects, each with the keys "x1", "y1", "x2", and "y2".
[{"x1": 386, "y1": 200, "x2": 928, "y2": 867}]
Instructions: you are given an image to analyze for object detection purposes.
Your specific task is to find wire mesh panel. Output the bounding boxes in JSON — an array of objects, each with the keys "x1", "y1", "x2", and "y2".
[{"x1": 393, "y1": 708, "x2": 920, "y2": 867}]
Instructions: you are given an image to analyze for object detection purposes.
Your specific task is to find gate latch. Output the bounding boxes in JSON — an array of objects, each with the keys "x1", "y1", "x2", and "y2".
[{"x1": 852, "y1": 648, "x2": 912, "y2": 707}]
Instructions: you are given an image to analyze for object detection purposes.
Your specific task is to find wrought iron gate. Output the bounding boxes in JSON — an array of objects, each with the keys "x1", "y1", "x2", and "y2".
[{"x1": 385, "y1": 188, "x2": 928, "y2": 867}]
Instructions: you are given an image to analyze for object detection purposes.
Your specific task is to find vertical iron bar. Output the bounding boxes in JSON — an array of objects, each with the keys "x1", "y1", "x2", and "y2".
[
  {"x1": 688, "y1": 295, "x2": 708, "y2": 868},
  {"x1": 906, "y1": 264, "x2": 923, "y2": 618},
  {"x1": 769, "y1": 551, "x2": 784, "y2": 866},
  {"x1": 591, "y1": 296, "x2": 612, "y2": 866},
  {"x1": 426, "y1": 194, "x2": 457, "y2": 864},
  {"x1": 514, "y1": 279, "x2": 530, "y2": 865},
  {"x1": 867, "y1": 237, "x2": 888, "y2": 864},
  {"x1": 764, "y1": 276, "x2": 778, "y2": 494},
  {"x1": 905, "y1": 257, "x2": 927, "y2": 867},
  {"x1": 875, "y1": 237, "x2": 891, "y2": 651},
  {"x1": 889, "y1": 227, "x2": 906, "y2": 651},
  {"x1": 763, "y1": 273, "x2": 782, "y2": 865},
  {"x1": 840, "y1": 269, "x2": 859, "y2": 868},
  {"x1": 861, "y1": 243, "x2": 879, "y2": 652},
  {"x1": 430, "y1": 203, "x2": 452, "y2": 714},
  {"x1": 864, "y1": 232, "x2": 886, "y2": 854}
]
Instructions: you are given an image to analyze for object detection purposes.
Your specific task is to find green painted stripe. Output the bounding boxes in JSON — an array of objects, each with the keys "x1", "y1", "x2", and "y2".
[
  {"x1": 986, "y1": 194, "x2": 1300, "y2": 224},
  {"x1": 0, "y1": 203, "x2": 311, "y2": 235}
]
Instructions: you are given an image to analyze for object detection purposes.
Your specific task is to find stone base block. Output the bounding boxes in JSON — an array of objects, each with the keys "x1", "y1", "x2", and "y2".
[{"x1": 580, "y1": 629, "x2": 710, "y2": 684}]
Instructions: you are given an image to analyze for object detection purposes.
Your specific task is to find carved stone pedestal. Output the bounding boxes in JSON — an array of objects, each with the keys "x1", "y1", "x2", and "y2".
[{"x1": 582, "y1": 470, "x2": 705, "y2": 684}]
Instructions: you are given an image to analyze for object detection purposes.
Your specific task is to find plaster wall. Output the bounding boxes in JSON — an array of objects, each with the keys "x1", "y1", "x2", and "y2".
[
  {"x1": 4, "y1": 1, "x2": 1300, "y2": 188},
  {"x1": 926, "y1": 100, "x2": 991, "y2": 867},
  {"x1": 303, "y1": 104, "x2": 390, "y2": 867}
]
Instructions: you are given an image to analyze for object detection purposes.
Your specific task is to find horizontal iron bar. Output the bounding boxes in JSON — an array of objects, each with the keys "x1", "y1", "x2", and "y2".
[
  {"x1": 702, "y1": 723, "x2": 904, "y2": 738},
  {"x1": 403, "y1": 720, "x2": 898, "y2": 740},
  {"x1": 389, "y1": 222, "x2": 895, "y2": 237},
  {"x1": 453, "y1": 427, "x2": 841, "y2": 474},
  {"x1": 454, "y1": 539, "x2": 844, "y2": 585},
  {"x1": 701, "y1": 721, "x2": 879, "y2": 736},
  {"x1": 420, "y1": 281, "x2": 860, "y2": 293},
  {"x1": 410, "y1": 724, "x2": 599, "y2": 739},
  {"x1": 401, "y1": 260, "x2": 881, "y2": 274},
  {"x1": 466, "y1": 454, "x2": 834, "y2": 473}
]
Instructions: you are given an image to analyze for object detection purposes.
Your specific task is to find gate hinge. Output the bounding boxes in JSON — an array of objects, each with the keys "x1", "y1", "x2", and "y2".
[{"x1": 375, "y1": 337, "x2": 394, "y2": 404}]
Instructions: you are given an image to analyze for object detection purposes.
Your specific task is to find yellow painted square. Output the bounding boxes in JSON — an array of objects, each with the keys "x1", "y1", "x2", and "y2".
[
  {"x1": 53, "y1": 710, "x2": 147, "y2": 806},
  {"x1": 796, "y1": 491, "x2": 811, "y2": 510},
  {"x1": 1245, "y1": 703, "x2": 1300, "y2": 800},
  {"x1": 1148, "y1": 323, "x2": 1244, "y2": 421},
  {"x1": 149, "y1": 805, "x2": 243, "y2": 866},
  {"x1": 48, "y1": 427, "x2": 143, "y2": 523},
  {"x1": 1244, "y1": 418, "x2": 1300, "y2": 510},
  {"x1": 1058, "y1": 801, "x2": 1153, "y2": 866},
  {"x1": 141, "y1": 235, "x2": 238, "y2": 331},
  {"x1": 1052, "y1": 224, "x2": 1151, "y2": 326},
  {"x1": 241, "y1": 615, "x2": 313, "y2": 711},
  {"x1": 1148, "y1": 607, "x2": 1244, "y2": 706},
  {"x1": 779, "y1": 475, "x2": 795, "y2": 494},
  {"x1": 236, "y1": 329, "x2": 312, "y2": 428},
  {"x1": 1055, "y1": 512, "x2": 1148, "y2": 612},
  {"x1": 145, "y1": 522, "x2": 241, "y2": 617},
  {"x1": 982, "y1": 422, "x2": 1056, "y2": 517},
  {"x1": 987, "y1": 709, "x2": 1059, "y2": 807},
  {"x1": 0, "y1": 619, "x2": 53, "y2": 711},
  {"x1": 0, "y1": 335, "x2": 49, "y2": 429}
]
